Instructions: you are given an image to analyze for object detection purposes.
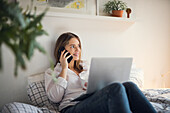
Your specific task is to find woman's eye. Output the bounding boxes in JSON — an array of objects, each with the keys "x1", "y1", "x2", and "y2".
[{"x1": 71, "y1": 45, "x2": 74, "y2": 48}]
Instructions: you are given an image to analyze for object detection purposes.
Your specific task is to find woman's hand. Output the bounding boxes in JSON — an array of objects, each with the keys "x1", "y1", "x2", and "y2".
[
  {"x1": 83, "y1": 82, "x2": 88, "y2": 90},
  {"x1": 59, "y1": 50, "x2": 72, "y2": 80},
  {"x1": 59, "y1": 50, "x2": 72, "y2": 69}
]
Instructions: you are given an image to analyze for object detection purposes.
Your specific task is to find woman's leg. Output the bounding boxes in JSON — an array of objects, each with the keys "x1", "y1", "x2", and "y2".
[
  {"x1": 62, "y1": 83, "x2": 131, "y2": 113},
  {"x1": 123, "y1": 82, "x2": 157, "y2": 113}
]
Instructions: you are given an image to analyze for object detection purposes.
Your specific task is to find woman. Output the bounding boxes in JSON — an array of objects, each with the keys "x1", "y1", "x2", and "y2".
[{"x1": 45, "y1": 32, "x2": 156, "y2": 113}]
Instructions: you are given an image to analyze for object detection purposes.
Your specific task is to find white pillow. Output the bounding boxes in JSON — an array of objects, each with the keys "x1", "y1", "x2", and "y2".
[
  {"x1": 28, "y1": 72, "x2": 45, "y2": 83},
  {"x1": 129, "y1": 64, "x2": 144, "y2": 88}
]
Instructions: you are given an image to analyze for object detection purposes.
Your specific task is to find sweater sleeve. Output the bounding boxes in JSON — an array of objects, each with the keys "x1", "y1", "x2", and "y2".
[{"x1": 45, "y1": 68, "x2": 67, "y2": 103}]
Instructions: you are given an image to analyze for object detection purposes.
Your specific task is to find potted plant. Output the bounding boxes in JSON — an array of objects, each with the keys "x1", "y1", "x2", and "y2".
[
  {"x1": 103, "y1": 0, "x2": 127, "y2": 17},
  {"x1": 0, "y1": 0, "x2": 51, "y2": 76}
]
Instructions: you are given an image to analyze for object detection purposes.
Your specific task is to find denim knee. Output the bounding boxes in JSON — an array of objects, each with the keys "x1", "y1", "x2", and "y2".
[
  {"x1": 107, "y1": 82, "x2": 125, "y2": 95},
  {"x1": 123, "y1": 81, "x2": 138, "y2": 89}
]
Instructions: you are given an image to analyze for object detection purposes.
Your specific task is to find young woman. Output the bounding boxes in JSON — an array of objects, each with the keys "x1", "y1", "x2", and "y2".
[{"x1": 45, "y1": 32, "x2": 157, "y2": 113}]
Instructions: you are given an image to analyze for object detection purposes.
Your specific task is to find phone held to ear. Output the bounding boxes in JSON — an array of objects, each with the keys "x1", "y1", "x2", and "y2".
[{"x1": 58, "y1": 47, "x2": 73, "y2": 63}]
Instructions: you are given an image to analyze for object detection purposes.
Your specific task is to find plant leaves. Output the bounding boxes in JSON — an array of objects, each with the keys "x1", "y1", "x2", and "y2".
[
  {"x1": 103, "y1": 0, "x2": 127, "y2": 13},
  {"x1": 34, "y1": 41, "x2": 46, "y2": 54},
  {"x1": 0, "y1": 44, "x2": 2, "y2": 70},
  {"x1": 0, "y1": 0, "x2": 49, "y2": 76}
]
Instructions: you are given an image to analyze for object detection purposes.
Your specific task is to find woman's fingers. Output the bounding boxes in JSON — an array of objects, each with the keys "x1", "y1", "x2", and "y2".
[
  {"x1": 61, "y1": 50, "x2": 66, "y2": 57},
  {"x1": 66, "y1": 54, "x2": 72, "y2": 59},
  {"x1": 60, "y1": 50, "x2": 69, "y2": 69},
  {"x1": 63, "y1": 51, "x2": 72, "y2": 59},
  {"x1": 63, "y1": 51, "x2": 68, "y2": 58},
  {"x1": 60, "y1": 50, "x2": 67, "y2": 63},
  {"x1": 60, "y1": 50, "x2": 72, "y2": 62},
  {"x1": 84, "y1": 82, "x2": 88, "y2": 87}
]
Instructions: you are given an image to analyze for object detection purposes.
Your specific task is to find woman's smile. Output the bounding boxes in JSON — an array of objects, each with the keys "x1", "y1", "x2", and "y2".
[{"x1": 73, "y1": 53, "x2": 79, "y2": 57}]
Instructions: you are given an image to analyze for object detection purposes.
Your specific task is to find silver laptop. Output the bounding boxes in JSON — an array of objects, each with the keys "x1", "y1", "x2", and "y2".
[
  {"x1": 72, "y1": 57, "x2": 133, "y2": 101},
  {"x1": 86, "y1": 57, "x2": 133, "y2": 94}
]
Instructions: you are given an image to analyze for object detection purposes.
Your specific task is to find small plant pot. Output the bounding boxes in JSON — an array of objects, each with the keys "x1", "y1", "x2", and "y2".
[{"x1": 112, "y1": 10, "x2": 124, "y2": 17}]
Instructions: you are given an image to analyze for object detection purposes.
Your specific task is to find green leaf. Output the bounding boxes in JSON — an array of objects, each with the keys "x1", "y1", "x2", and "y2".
[
  {"x1": 14, "y1": 45, "x2": 26, "y2": 69},
  {"x1": 14, "y1": 61, "x2": 18, "y2": 76},
  {"x1": 28, "y1": 40, "x2": 34, "y2": 60},
  {"x1": 26, "y1": 10, "x2": 46, "y2": 30},
  {"x1": 34, "y1": 41, "x2": 46, "y2": 54},
  {"x1": 0, "y1": 44, "x2": 2, "y2": 70}
]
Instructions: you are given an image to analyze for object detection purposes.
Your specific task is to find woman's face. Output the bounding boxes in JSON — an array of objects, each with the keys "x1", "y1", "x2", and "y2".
[{"x1": 65, "y1": 37, "x2": 81, "y2": 61}]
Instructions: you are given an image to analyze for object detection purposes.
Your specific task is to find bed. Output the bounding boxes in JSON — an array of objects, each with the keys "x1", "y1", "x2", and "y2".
[{"x1": 1, "y1": 67, "x2": 170, "y2": 113}]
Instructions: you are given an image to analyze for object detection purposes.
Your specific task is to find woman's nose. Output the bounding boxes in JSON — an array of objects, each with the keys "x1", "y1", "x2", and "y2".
[{"x1": 75, "y1": 46, "x2": 80, "y2": 51}]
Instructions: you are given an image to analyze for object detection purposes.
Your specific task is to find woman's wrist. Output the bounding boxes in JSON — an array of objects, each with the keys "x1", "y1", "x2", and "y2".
[
  {"x1": 59, "y1": 68, "x2": 67, "y2": 80},
  {"x1": 62, "y1": 67, "x2": 68, "y2": 71}
]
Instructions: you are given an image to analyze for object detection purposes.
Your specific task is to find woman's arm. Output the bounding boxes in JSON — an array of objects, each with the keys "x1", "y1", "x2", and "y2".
[
  {"x1": 45, "y1": 68, "x2": 67, "y2": 103},
  {"x1": 58, "y1": 68, "x2": 67, "y2": 80},
  {"x1": 45, "y1": 49, "x2": 71, "y2": 102}
]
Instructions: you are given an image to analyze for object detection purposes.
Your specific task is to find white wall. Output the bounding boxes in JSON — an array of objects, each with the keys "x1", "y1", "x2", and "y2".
[{"x1": 0, "y1": 0, "x2": 170, "y2": 110}]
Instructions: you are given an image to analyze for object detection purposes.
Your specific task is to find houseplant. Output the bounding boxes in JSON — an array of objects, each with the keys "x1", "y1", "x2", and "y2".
[
  {"x1": 103, "y1": 0, "x2": 127, "y2": 17},
  {"x1": 0, "y1": 0, "x2": 51, "y2": 76}
]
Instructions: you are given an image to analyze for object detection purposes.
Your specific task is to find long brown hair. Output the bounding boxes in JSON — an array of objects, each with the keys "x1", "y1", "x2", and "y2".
[{"x1": 54, "y1": 32, "x2": 83, "y2": 73}]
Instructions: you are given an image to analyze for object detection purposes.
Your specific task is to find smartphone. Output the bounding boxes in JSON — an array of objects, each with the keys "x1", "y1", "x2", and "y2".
[{"x1": 58, "y1": 47, "x2": 73, "y2": 63}]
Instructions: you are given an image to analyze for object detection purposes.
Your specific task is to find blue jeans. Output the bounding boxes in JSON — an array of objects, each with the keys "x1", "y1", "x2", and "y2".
[{"x1": 61, "y1": 82, "x2": 157, "y2": 113}]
